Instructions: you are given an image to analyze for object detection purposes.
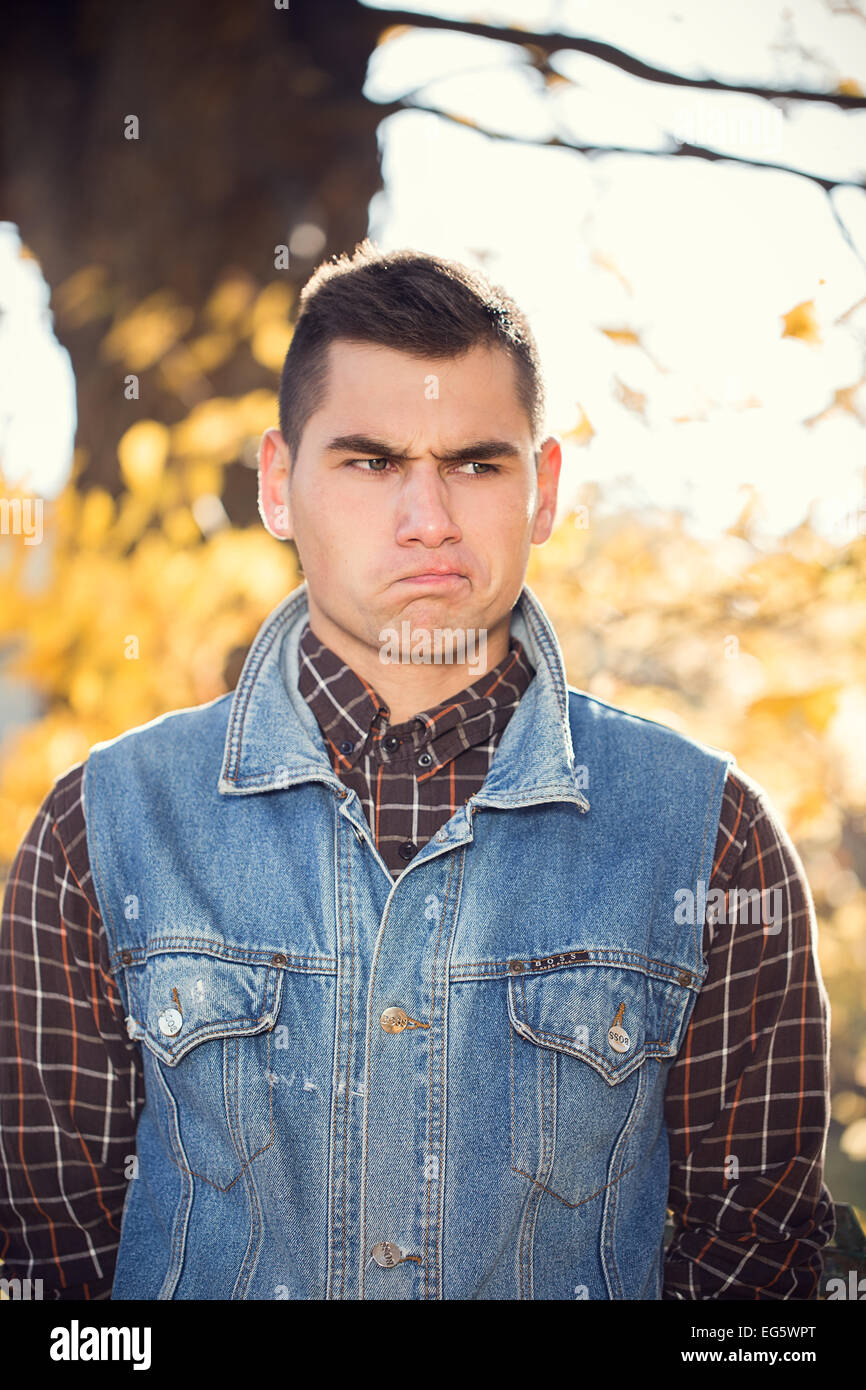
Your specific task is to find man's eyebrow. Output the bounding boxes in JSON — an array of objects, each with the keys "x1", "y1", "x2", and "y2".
[{"x1": 322, "y1": 434, "x2": 524, "y2": 463}]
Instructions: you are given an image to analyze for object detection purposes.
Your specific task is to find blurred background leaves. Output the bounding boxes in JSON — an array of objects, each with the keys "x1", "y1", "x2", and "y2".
[{"x1": 0, "y1": 0, "x2": 864, "y2": 1216}]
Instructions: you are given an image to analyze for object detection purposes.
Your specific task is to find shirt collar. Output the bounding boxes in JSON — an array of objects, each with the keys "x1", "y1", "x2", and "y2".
[
  {"x1": 297, "y1": 620, "x2": 536, "y2": 775},
  {"x1": 218, "y1": 579, "x2": 589, "y2": 814}
]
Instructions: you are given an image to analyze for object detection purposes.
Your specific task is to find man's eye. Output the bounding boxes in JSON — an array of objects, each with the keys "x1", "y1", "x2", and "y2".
[
  {"x1": 348, "y1": 458, "x2": 391, "y2": 473},
  {"x1": 459, "y1": 461, "x2": 499, "y2": 476},
  {"x1": 347, "y1": 459, "x2": 499, "y2": 476}
]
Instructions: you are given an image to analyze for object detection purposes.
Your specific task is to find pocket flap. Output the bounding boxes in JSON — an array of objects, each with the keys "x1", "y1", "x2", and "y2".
[
  {"x1": 507, "y1": 957, "x2": 692, "y2": 1085},
  {"x1": 124, "y1": 949, "x2": 285, "y2": 1066}
]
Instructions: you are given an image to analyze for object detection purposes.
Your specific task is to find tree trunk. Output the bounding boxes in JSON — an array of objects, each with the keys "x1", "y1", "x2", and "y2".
[{"x1": 1, "y1": 0, "x2": 390, "y2": 520}]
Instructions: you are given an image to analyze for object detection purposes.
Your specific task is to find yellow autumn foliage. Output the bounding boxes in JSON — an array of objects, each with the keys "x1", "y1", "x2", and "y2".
[{"x1": 1, "y1": 404, "x2": 865, "y2": 1204}]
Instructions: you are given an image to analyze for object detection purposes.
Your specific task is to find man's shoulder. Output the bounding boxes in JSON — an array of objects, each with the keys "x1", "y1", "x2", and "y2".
[
  {"x1": 86, "y1": 691, "x2": 235, "y2": 763},
  {"x1": 91, "y1": 686, "x2": 234, "y2": 745},
  {"x1": 565, "y1": 683, "x2": 732, "y2": 767}
]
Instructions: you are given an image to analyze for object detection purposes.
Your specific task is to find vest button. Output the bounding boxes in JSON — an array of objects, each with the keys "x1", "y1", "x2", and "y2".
[
  {"x1": 678, "y1": 971, "x2": 692, "y2": 985},
  {"x1": 121, "y1": 950, "x2": 133, "y2": 966},
  {"x1": 158, "y1": 1008, "x2": 183, "y2": 1037},
  {"x1": 380, "y1": 1007, "x2": 409, "y2": 1033},
  {"x1": 608, "y1": 1026, "x2": 631, "y2": 1053},
  {"x1": 271, "y1": 953, "x2": 287, "y2": 966},
  {"x1": 371, "y1": 1241, "x2": 403, "y2": 1268},
  {"x1": 508, "y1": 959, "x2": 524, "y2": 973},
  {"x1": 397, "y1": 840, "x2": 417, "y2": 861}
]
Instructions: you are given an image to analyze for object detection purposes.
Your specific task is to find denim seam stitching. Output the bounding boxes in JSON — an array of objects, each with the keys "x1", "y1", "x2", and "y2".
[
  {"x1": 424, "y1": 849, "x2": 461, "y2": 1300},
  {"x1": 602, "y1": 1063, "x2": 649, "y2": 1295},
  {"x1": 226, "y1": 600, "x2": 298, "y2": 781},
  {"x1": 512, "y1": 1161, "x2": 637, "y2": 1210},
  {"x1": 337, "y1": 804, "x2": 355, "y2": 1301},
  {"x1": 156, "y1": 1027, "x2": 276, "y2": 1193},
  {"x1": 133, "y1": 963, "x2": 280, "y2": 1061}
]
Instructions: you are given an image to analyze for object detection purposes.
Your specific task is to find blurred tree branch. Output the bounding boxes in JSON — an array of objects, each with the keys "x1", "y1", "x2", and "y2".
[
  {"x1": 373, "y1": 9, "x2": 866, "y2": 270},
  {"x1": 397, "y1": 95, "x2": 866, "y2": 195},
  {"x1": 373, "y1": 8, "x2": 866, "y2": 107}
]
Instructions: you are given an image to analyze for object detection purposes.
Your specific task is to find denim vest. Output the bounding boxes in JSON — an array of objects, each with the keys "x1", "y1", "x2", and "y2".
[{"x1": 84, "y1": 580, "x2": 732, "y2": 1300}]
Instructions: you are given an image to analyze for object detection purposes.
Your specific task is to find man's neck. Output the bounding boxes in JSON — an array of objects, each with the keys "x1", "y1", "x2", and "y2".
[{"x1": 306, "y1": 610, "x2": 512, "y2": 726}]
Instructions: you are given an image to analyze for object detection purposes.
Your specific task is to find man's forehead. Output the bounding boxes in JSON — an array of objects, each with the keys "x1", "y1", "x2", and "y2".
[
  {"x1": 324, "y1": 336, "x2": 518, "y2": 389},
  {"x1": 314, "y1": 339, "x2": 528, "y2": 433}
]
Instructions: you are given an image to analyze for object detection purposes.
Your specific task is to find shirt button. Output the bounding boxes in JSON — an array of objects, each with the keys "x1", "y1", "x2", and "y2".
[
  {"x1": 418, "y1": 752, "x2": 433, "y2": 767},
  {"x1": 339, "y1": 740, "x2": 354, "y2": 754},
  {"x1": 371, "y1": 1242, "x2": 403, "y2": 1268},
  {"x1": 158, "y1": 1008, "x2": 183, "y2": 1037},
  {"x1": 398, "y1": 840, "x2": 417, "y2": 861},
  {"x1": 380, "y1": 1007, "x2": 409, "y2": 1033},
  {"x1": 383, "y1": 735, "x2": 400, "y2": 752}
]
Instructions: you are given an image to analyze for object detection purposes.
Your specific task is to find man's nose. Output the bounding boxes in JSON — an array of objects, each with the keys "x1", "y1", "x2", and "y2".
[{"x1": 393, "y1": 466, "x2": 462, "y2": 546}]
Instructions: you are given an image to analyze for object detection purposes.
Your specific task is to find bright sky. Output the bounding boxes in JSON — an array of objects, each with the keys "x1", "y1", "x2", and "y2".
[
  {"x1": 360, "y1": 0, "x2": 866, "y2": 543},
  {"x1": 0, "y1": 222, "x2": 76, "y2": 500},
  {"x1": 1, "y1": 0, "x2": 864, "y2": 546}
]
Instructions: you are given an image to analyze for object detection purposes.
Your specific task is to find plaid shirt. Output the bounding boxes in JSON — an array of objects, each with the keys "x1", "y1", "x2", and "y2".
[{"x1": 0, "y1": 620, "x2": 835, "y2": 1299}]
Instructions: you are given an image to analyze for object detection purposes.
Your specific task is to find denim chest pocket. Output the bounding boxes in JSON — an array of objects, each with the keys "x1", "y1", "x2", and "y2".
[
  {"x1": 507, "y1": 954, "x2": 695, "y2": 1208},
  {"x1": 124, "y1": 949, "x2": 285, "y2": 1191}
]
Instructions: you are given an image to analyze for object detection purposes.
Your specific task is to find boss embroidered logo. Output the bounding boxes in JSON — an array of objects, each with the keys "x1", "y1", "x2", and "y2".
[
  {"x1": 607, "y1": 1001, "x2": 631, "y2": 1053},
  {"x1": 528, "y1": 950, "x2": 590, "y2": 970}
]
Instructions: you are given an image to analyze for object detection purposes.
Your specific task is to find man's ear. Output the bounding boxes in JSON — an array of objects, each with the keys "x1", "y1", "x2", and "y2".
[
  {"x1": 257, "y1": 428, "x2": 294, "y2": 540},
  {"x1": 530, "y1": 434, "x2": 562, "y2": 545}
]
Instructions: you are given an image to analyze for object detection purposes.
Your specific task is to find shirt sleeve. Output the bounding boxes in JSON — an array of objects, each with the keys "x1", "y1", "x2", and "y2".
[
  {"x1": 662, "y1": 766, "x2": 836, "y2": 1299},
  {"x1": 0, "y1": 762, "x2": 144, "y2": 1300}
]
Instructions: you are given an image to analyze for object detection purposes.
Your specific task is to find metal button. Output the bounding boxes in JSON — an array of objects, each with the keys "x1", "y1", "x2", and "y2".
[
  {"x1": 271, "y1": 952, "x2": 287, "y2": 966},
  {"x1": 121, "y1": 950, "x2": 133, "y2": 966},
  {"x1": 418, "y1": 752, "x2": 433, "y2": 767},
  {"x1": 508, "y1": 959, "x2": 524, "y2": 973},
  {"x1": 380, "y1": 1006, "x2": 410, "y2": 1033},
  {"x1": 158, "y1": 1008, "x2": 183, "y2": 1037},
  {"x1": 678, "y1": 971, "x2": 692, "y2": 985},
  {"x1": 371, "y1": 1241, "x2": 403, "y2": 1268},
  {"x1": 608, "y1": 1002, "x2": 631, "y2": 1052}
]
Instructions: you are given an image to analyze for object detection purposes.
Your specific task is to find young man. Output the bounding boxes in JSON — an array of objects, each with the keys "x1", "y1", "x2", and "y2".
[{"x1": 1, "y1": 243, "x2": 834, "y2": 1300}]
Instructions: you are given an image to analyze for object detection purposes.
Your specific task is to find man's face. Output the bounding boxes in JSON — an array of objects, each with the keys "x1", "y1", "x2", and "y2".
[{"x1": 258, "y1": 338, "x2": 561, "y2": 661}]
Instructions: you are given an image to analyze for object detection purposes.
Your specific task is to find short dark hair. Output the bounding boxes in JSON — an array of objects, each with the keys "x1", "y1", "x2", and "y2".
[{"x1": 277, "y1": 240, "x2": 546, "y2": 471}]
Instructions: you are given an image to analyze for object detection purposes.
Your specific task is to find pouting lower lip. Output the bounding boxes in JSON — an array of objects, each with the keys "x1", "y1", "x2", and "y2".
[{"x1": 400, "y1": 572, "x2": 467, "y2": 581}]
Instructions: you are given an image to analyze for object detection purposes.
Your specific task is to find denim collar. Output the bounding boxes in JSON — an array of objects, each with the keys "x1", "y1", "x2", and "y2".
[{"x1": 218, "y1": 579, "x2": 590, "y2": 814}]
